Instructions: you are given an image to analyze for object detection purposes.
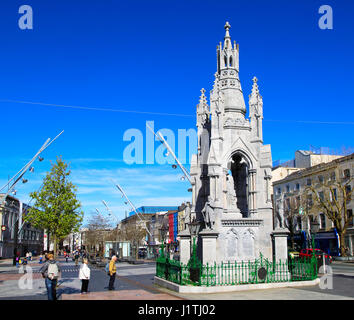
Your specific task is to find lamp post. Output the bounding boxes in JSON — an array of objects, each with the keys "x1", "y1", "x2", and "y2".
[
  {"x1": 159, "y1": 224, "x2": 168, "y2": 258},
  {"x1": 310, "y1": 220, "x2": 320, "y2": 274},
  {"x1": 311, "y1": 220, "x2": 320, "y2": 249},
  {"x1": 187, "y1": 217, "x2": 201, "y2": 283}
]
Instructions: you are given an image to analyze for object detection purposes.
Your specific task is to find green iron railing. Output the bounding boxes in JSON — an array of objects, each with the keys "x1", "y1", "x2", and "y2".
[{"x1": 156, "y1": 251, "x2": 318, "y2": 287}]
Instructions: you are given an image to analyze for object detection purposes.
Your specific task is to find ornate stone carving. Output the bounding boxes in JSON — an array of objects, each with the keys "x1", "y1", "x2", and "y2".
[
  {"x1": 224, "y1": 117, "x2": 249, "y2": 128},
  {"x1": 221, "y1": 219, "x2": 263, "y2": 227}
]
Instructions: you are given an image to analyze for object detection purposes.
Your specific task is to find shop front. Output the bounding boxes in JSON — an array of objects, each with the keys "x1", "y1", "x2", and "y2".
[{"x1": 313, "y1": 229, "x2": 339, "y2": 257}]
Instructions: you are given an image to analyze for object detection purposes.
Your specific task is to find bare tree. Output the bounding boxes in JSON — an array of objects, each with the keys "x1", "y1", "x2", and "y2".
[
  {"x1": 305, "y1": 167, "x2": 353, "y2": 257},
  {"x1": 120, "y1": 223, "x2": 147, "y2": 260},
  {"x1": 282, "y1": 193, "x2": 308, "y2": 250},
  {"x1": 85, "y1": 211, "x2": 112, "y2": 257}
]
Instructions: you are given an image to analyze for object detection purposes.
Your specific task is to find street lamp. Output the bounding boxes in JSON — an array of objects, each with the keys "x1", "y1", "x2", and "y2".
[
  {"x1": 311, "y1": 220, "x2": 320, "y2": 249},
  {"x1": 187, "y1": 217, "x2": 201, "y2": 283},
  {"x1": 188, "y1": 217, "x2": 201, "y2": 239},
  {"x1": 159, "y1": 224, "x2": 169, "y2": 257}
]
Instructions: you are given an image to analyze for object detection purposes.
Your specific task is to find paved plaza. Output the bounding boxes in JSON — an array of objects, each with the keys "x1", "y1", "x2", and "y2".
[{"x1": 0, "y1": 257, "x2": 353, "y2": 300}]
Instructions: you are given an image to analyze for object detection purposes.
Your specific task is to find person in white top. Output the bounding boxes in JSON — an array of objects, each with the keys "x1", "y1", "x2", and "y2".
[{"x1": 79, "y1": 258, "x2": 91, "y2": 294}]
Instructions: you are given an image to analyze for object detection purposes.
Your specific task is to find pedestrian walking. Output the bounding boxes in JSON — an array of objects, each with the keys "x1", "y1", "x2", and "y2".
[
  {"x1": 107, "y1": 255, "x2": 117, "y2": 290},
  {"x1": 65, "y1": 252, "x2": 69, "y2": 263},
  {"x1": 39, "y1": 253, "x2": 61, "y2": 301},
  {"x1": 15, "y1": 256, "x2": 20, "y2": 267},
  {"x1": 39, "y1": 254, "x2": 43, "y2": 264},
  {"x1": 79, "y1": 258, "x2": 91, "y2": 294},
  {"x1": 74, "y1": 251, "x2": 80, "y2": 266},
  {"x1": 29, "y1": 252, "x2": 32, "y2": 261},
  {"x1": 21, "y1": 257, "x2": 28, "y2": 273}
]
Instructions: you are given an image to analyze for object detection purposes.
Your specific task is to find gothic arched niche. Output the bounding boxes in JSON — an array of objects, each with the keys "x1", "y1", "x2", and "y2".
[
  {"x1": 220, "y1": 228, "x2": 239, "y2": 261},
  {"x1": 242, "y1": 229, "x2": 255, "y2": 258},
  {"x1": 230, "y1": 153, "x2": 250, "y2": 217}
]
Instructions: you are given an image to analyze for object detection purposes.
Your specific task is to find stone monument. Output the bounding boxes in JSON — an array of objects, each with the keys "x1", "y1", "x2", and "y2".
[{"x1": 185, "y1": 22, "x2": 280, "y2": 265}]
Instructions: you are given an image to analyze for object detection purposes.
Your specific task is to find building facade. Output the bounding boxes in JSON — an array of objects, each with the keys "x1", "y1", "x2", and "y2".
[
  {"x1": 121, "y1": 206, "x2": 178, "y2": 258},
  {"x1": 273, "y1": 153, "x2": 354, "y2": 256},
  {"x1": 0, "y1": 195, "x2": 44, "y2": 259}
]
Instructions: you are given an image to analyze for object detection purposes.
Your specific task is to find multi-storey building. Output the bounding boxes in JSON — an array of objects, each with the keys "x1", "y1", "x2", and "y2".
[
  {"x1": 0, "y1": 194, "x2": 44, "y2": 259},
  {"x1": 121, "y1": 206, "x2": 178, "y2": 258},
  {"x1": 273, "y1": 153, "x2": 354, "y2": 256}
]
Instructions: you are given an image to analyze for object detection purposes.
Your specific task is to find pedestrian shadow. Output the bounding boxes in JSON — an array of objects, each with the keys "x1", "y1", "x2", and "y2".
[
  {"x1": 58, "y1": 278, "x2": 75, "y2": 284},
  {"x1": 57, "y1": 287, "x2": 81, "y2": 298}
]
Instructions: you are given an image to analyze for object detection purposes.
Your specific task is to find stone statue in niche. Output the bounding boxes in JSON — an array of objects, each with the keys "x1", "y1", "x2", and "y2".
[
  {"x1": 226, "y1": 173, "x2": 237, "y2": 210},
  {"x1": 202, "y1": 196, "x2": 216, "y2": 230}
]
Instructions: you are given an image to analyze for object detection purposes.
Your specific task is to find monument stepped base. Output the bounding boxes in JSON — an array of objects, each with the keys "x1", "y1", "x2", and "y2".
[{"x1": 154, "y1": 276, "x2": 320, "y2": 294}]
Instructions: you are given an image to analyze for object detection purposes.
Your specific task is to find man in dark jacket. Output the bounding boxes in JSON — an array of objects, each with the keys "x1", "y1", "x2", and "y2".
[{"x1": 39, "y1": 253, "x2": 61, "y2": 301}]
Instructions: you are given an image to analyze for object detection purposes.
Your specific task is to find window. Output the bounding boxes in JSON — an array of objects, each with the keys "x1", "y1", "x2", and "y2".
[
  {"x1": 345, "y1": 185, "x2": 352, "y2": 200},
  {"x1": 343, "y1": 169, "x2": 350, "y2": 179},
  {"x1": 277, "y1": 187, "x2": 281, "y2": 195},
  {"x1": 296, "y1": 183, "x2": 300, "y2": 191},
  {"x1": 320, "y1": 213, "x2": 326, "y2": 229},
  {"x1": 333, "y1": 188, "x2": 337, "y2": 200},
  {"x1": 229, "y1": 56, "x2": 233, "y2": 67},
  {"x1": 286, "y1": 185, "x2": 290, "y2": 193},
  {"x1": 296, "y1": 196, "x2": 301, "y2": 207},
  {"x1": 348, "y1": 210, "x2": 353, "y2": 227},
  {"x1": 319, "y1": 191, "x2": 324, "y2": 202},
  {"x1": 306, "y1": 178, "x2": 312, "y2": 186},
  {"x1": 318, "y1": 175, "x2": 324, "y2": 183},
  {"x1": 307, "y1": 194, "x2": 313, "y2": 207},
  {"x1": 330, "y1": 188, "x2": 337, "y2": 201},
  {"x1": 330, "y1": 172, "x2": 336, "y2": 181}
]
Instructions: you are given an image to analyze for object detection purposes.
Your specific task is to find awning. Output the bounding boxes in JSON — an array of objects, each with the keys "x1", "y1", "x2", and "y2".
[{"x1": 314, "y1": 231, "x2": 337, "y2": 240}]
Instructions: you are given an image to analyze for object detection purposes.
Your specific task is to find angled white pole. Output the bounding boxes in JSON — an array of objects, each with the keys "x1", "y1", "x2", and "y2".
[
  {"x1": 146, "y1": 123, "x2": 192, "y2": 185},
  {"x1": 0, "y1": 130, "x2": 65, "y2": 204},
  {"x1": 110, "y1": 180, "x2": 152, "y2": 237},
  {"x1": 0, "y1": 138, "x2": 50, "y2": 193},
  {"x1": 102, "y1": 200, "x2": 120, "y2": 226}
]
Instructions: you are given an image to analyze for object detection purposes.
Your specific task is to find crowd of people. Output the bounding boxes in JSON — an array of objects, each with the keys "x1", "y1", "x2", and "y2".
[{"x1": 37, "y1": 250, "x2": 117, "y2": 300}]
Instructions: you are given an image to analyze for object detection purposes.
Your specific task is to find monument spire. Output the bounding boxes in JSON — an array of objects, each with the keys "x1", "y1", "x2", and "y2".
[
  {"x1": 249, "y1": 76, "x2": 263, "y2": 106},
  {"x1": 224, "y1": 21, "x2": 231, "y2": 49},
  {"x1": 249, "y1": 76, "x2": 263, "y2": 141},
  {"x1": 215, "y1": 22, "x2": 245, "y2": 116}
]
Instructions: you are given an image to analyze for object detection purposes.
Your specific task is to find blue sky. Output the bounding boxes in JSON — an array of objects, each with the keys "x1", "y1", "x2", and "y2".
[{"x1": 0, "y1": 0, "x2": 353, "y2": 225}]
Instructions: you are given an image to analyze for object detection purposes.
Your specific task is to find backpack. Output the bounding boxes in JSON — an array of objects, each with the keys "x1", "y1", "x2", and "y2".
[
  {"x1": 105, "y1": 262, "x2": 110, "y2": 275},
  {"x1": 47, "y1": 263, "x2": 59, "y2": 280}
]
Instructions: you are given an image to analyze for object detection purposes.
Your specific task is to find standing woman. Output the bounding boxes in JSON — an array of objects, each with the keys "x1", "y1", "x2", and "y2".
[
  {"x1": 79, "y1": 258, "x2": 90, "y2": 294},
  {"x1": 108, "y1": 255, "x2": 117, "y2": 290}
]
